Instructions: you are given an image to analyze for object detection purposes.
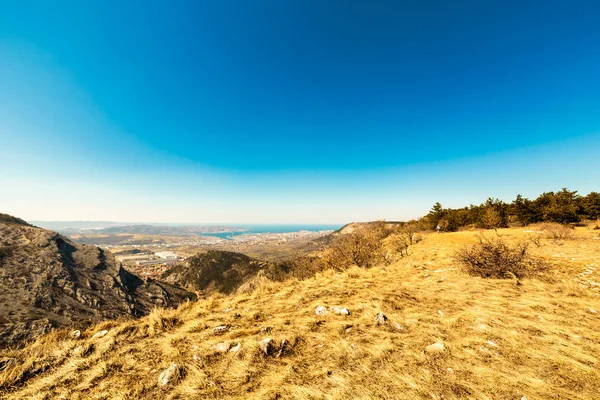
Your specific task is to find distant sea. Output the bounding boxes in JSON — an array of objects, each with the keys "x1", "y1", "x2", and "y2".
[{"x1": 201, "y1": 224, "x2": 341, "y2": 239}]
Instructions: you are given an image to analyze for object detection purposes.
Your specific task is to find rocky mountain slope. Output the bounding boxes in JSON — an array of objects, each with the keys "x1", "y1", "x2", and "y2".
[
  {"x1": 0, "y1": 214, "x2": 195, "y2": 348},
  {"x1": 161, "y1": 250, "x2": 270, "y2": 294},
  {"x1": 1, "y1": 227, "x2": 598, "y2": 399}
]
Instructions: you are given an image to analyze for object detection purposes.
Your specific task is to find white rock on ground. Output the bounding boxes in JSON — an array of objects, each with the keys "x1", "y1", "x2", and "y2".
[
  {"x1": 158, "y1": 363, "x2": 180, "y2": 386},
  {"x1": 315, "y1": 306, "x2": 328, "y2": 316},
  {"x1": 91, "y1": 330, "x2": 108, "y2": 339},
  {"x1": 486, "y1": 340, "x2": 498, "y2": 348},
  {"x1": 589, "y1": 308, "x2": 598, "y2": 314},
  {"x1": 259, "y1": 338, "x2": 274, "y2": 356},
  {"x1": 392, "y1": 322, "x2": 404, "y2": 331},
  {"x1": 214, "y1": 342, "x2": 231, "y2": 353},
  {"x1": 330, "y1": 306, "x2": 351, "y2": 315},
  {"x1": 425, "y1": 342, "x2": 445, "y2": 354},
  {"x1": 70, "y1": 330, "x2": 81, "y2": 339},
  {"x1": 230, "y1": 343, "x2": 241, "y2": 353},
  {"x1": 213, "y1": 325, "x2": 229, "y2": 334},
  {"x1": 375, "y1": 312, "x2": 388, "y2": 325}
]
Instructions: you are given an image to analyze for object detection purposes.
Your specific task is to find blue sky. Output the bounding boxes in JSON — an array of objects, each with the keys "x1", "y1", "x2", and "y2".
[{"x1": 1, "y1": 1, "x2": 599, "y2": 223}]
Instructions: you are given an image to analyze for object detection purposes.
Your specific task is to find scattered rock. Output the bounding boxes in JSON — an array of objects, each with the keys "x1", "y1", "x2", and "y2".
[
  {"x1": 425, "y1": 342, "x2": 445, "y2": 354},
  {"x1": 230, "y1": 342, "x2": 241, "y2": 353},
  {"x1": 234, "y1": 313, "x2": 242, "y2": 319},
  {"x1": 69, "y1": 330, "x2": 81, "y2": 339},
  {"x1": 91, "y1": 330, "x2": 108, "y2": 339},
  {"x1": 437, "y1": 310, "x2": 444, "y2": 316},
  {"x1": 259, "y1": 338, "x2": 275, "y2": 356},
  {"x1": 375, "y1": 312, "x2": 388, "y2": 325},
  {"x1": 158, "y1": 363, "x2": 180, "y2": 386},
  {"x1": 214, "y1": 342, "x2": 231, "y2": 353},
  {"x1": 446, "y1": 367, "x2": 455, "y2": 374},
  {"x1": 486, "y1": 340, "x2": 498, "y2": 348},
  {"x1": 589, "y1": 308, "x2": 598, "y2": 314},
  {"x1": 261, "y1": 326, "x2": 273, "y2": 333},
  {"x1": 213, "y1": 325, "x2": 230, "y2": 334},
  {"x1": 345, "y1": 327, "x2": 352, "y2": 333},
  {"x1": 315, "y1": 306, "x2": 328, "y2": 316},
  {"x1": 223, "y1": 308, "x2": 232, "y2": 313},
  {"x1": 392, "y1": 322, "x2": 404, "y2": 331},
  {"x1": 330, "y1": 306, "x2": 350, "y2": 316},
  {"x1": 277, "y1": 339, "x2": 292, "y2": 357}
]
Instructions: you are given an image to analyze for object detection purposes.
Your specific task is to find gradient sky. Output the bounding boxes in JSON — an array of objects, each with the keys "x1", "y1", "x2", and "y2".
[{"x1": 1, "y1": 1, "x2": 599, "y2": 224}]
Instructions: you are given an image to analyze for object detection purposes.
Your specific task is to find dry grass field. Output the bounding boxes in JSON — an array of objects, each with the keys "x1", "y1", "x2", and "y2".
[{"x1": 1, "y1": 227, "x2": 599, "y2": 399}]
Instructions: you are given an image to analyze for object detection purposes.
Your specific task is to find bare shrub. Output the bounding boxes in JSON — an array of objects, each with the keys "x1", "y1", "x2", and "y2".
[
  {"x1": 538, "y1": 222, "x2": 576, "y2": 240},
  {"x1": 455, "y1": 236, "x2": 548, "y2": 279}
]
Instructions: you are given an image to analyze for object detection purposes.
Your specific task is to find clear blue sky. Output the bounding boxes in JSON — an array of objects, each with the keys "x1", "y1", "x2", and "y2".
[{"x1": 1, "y1": 1, "x2": 599, "y2": 223}]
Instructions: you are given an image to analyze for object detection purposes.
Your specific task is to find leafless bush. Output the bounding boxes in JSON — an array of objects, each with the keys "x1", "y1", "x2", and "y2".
[
  {"x1": 538, "y1": 223, "x2": 576, "y2": 240},
  {"x1": 455, "y1": 236, "x2": 548, "y2": 279}
]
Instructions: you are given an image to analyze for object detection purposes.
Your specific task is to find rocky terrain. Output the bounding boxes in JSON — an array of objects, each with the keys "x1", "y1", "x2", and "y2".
[
  {"x1": 0, "y1": 226, "x2": 598, "y2": 399},
  {"x1": 0, "y1": 214, "x2": 195, "y2": 348},
  {"x1": 161, "y1": 250, "x2": 276, "y2": 294}
]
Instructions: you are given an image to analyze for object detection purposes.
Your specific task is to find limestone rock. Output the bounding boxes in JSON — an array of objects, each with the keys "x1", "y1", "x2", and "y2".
[
  {"x1": 315, "y1": 306, "x2": 328, "y2": 316},
  {"x1": 214, "y1": 342, "x2": 231, "y2": 353},
  {"x1": 392, "y1": 322, "x2": 404, "y2": 331},
  {"x1": 213, "y1": 325, "x2": 230, "y2": 334},
  {"x1": 375, "y1": 312, "x2": 388, "y2": 325},
  {"x1": 158, "y1": 363, "x2": 180, "y2": 386},
  {"x1": 91, "y1": 330, "x2": 108, "y2": 339},
  {"x1": 425, "y1": 342, "x2": 445, "y2": 354},
  {"x1": 259, "y1": 338, "x2": 275, "y2": 356},
  {"x1": 69, "y1": 330, "x2": 81, "y2": 339},
  {"x1": 330, "y1": 306, "x2": 350, "y2": 316}
]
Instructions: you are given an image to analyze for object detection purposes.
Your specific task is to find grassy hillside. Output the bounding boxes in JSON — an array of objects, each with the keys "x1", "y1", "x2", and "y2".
[{"x1": 1, "y1": 227, "x2": 599, "y2": 399}]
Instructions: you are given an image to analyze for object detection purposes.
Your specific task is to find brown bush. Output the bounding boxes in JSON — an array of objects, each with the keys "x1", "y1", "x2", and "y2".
[
  {"x1": 538, "y1": 222, "x2": 576, "y2": 240},
  {"x1": 455, "y1": 236, "x2": 548, "y2": 279}
]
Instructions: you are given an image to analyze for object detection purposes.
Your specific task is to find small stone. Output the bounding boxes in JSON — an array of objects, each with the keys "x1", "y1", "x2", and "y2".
[
  {"x1": 214, "y1": 342, "x2": 231, "y2": 353},
  {"x1": 425, "y1": 342, "x2": 445, "y2": 354},
  {"x1": 345, "y1": 327, "x2": 352, "y2": 333},
  {"x1": 486, "y1": 340, "x2": 498, "y2": 348},
  {"x1": 91, "y1": 330, "x2": 108, "y2": 339},
  {"x1": 476, "y1": 324, "x2": 489, "y2": 331},
  {"x1": 437, "y1": 310, "x2": 444, "y2": 316},
  {"x1": 193, "y1": 354, "x2": 201, "y2": 362},
  {"x1": 330, "y1": 306, "x2": 351, "y2": 316},
  {"x1": 230, "y1": 343, "x2": 241, "y2": 353},
  {"x1": 70, "y1": 330, "x2": 81, "y2": 339},
  {"x1": 158, "y1": 363, "x2": 180, "y2": 386},
  {"x1": 392, "y1": 322, "x2": 404, "y2": 331},
  {"x1": 446, "y1": 367, "x2": 455, "y2": 374},
  {"x1": 589, "y1": 308, "x2": 598, "y2": 314},
  {"x1": 223, "y1": 308, "x2": 232, "y2": 312},
  {"x1": 315, "y1": 306, "x2": 328, "y2": 316},
  {"x1": 437, "y1": 278, "x2": 445, "y2": 283},
  {"x1": 521, "y1": 397, "x2": 528, "y2": 400},
  {"x1": 277, "y1": 339, "x2": 292, "y2": 357},
  {"x1": 213, "y1": 325, "x2": 229, "y2": 334},
  {"x1": 261, "y1": 326, "x2": 273, "y2": 333},
  {"x1": 375, "y1": 312, "x2": 388, "y2": 325},
  {"x1": 258, "y1": 338, "x2": 275, "y2": 356}
]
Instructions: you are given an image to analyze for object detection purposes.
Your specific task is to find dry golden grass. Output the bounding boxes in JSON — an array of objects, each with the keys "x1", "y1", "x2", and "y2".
[{"x1": 1, "y1": 227, "x2": 599, "y2": 399}]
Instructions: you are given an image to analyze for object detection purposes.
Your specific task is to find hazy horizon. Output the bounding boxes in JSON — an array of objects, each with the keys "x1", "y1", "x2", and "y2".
[{"x1": 2, "y1": 2, "x2": 599, "y2": 223}]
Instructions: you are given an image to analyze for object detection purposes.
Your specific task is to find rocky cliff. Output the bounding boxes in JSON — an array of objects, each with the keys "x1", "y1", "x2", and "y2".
[{"x1": 0, "y1": 214, "x2": 194, "y2": 347}]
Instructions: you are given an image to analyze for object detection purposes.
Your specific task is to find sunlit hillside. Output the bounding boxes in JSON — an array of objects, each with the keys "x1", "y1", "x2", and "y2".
[{"x1": 1, "y1": 226, "x2": 598, "y2": 399}]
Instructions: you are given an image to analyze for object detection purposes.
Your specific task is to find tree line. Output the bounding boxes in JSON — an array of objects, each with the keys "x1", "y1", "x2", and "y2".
[{"x1": 424, "y1": 188, "x2": 600, "y2": 232}]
